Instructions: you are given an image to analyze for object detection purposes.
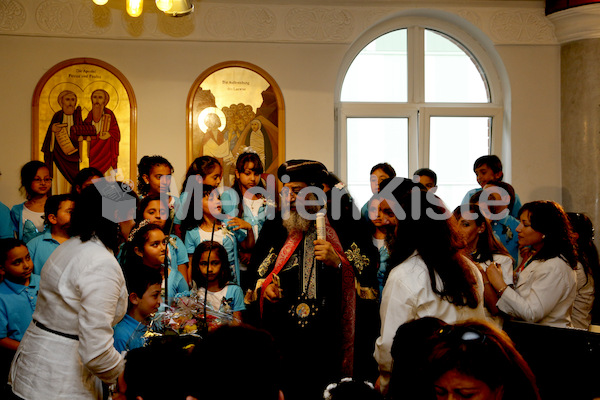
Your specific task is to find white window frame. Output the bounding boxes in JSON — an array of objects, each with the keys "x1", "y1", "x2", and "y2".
[{"x1": 335, "y1": 16, "x2": 506, "y2": 184}]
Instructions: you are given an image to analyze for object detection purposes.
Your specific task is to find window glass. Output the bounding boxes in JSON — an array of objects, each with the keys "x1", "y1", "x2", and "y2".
[
  {"x1": 341, "y1": 30, "x2": 407, "y2": 102},
  {"x1": 428, "y1": 116, "x2": 491, "y2": 210},
  {"x1": 347, "y1": 118, "x2": 408, "y2": 207},
  {"x1": 425, "y1": 30, "x2": 488, "y2": 103}
]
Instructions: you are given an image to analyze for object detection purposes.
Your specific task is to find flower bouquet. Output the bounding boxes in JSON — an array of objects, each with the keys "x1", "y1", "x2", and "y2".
[{"x1": 144, "y1": 288, "x2": 235, "y2": 342}]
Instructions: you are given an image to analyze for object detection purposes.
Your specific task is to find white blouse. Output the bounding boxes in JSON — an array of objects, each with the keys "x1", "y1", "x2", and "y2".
[
  {"x1": 571, "y1": 262, "x2": 594, "y2": 330},
  {"x1": 374, "y1": 251, "x2": 487, "y2": 386},
  {"x1": 9, "y1": 237, "x2": 128, "y2": 399},
  {"x1": 497, "y1": 256, "x2": 577, "y2": 328}
]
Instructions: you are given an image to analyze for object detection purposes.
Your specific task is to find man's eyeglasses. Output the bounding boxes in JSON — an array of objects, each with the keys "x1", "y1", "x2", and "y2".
[{"x1": 279, "y1": 187, "x2": 303, "y2": 198}]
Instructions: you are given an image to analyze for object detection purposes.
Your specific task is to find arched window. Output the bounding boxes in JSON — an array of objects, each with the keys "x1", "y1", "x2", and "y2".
[{"x1": 337, "y1": 17, "x2": 505, "y2": 210}]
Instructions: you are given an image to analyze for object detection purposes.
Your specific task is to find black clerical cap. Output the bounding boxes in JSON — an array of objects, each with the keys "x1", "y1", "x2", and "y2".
[{"x1": 277, "y1": 159, "x2": 328, "y2": 187}]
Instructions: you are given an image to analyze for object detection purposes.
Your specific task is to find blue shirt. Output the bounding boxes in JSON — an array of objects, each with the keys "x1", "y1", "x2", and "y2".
[
  {"x1": 0, "y1": 201, "x2": 13, "y2": 239},
  {"x1": 0, "y1": 274, "x2": 40, "y2": 341},
  {"x1": 165, "y1": 268, "x2": 189, "y2": 303},
  {"x1": 168, "y1": 234, "x2": 188, "y2": 268},
  {"x1": 376, "y1": 243, "x2": 390, "y2": 302},
  {"x1": 490, "y1": 214, "x2": 520, "y2": 262},
  {"x1": 461, "y1": 188, "x2": 523, "y2": 219},
  {"x1": 220, "y1": 189, "x2": 268, "y2": 238},
  {"x1": 113, "y1": 314, "x2": 147, "y2": 353},
  {"x1": 27, "y1": 230, "x2": 60, "y2": 275}
]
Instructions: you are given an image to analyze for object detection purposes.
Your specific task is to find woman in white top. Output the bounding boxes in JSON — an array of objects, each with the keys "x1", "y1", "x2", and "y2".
[
  {"x1": 488, "y1": 200, "x2": 578, "y2": 328},
  {"x1": 374, "y1": 184, "x2": 486, "y2": 395},
  {"x1": 9, "y1": 183, "x2": 129, "y2": 399},
  {"x1": 567, "y1": 212, "x2": 598, "y2": 329},
  {"x1": 453, "y1": 203, "x2": 514, "y2": 324}
]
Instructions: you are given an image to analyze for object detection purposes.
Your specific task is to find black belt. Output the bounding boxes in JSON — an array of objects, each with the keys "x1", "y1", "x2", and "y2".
[{"x1": 33, "y1": 320, "x2": 79, "y2": 341}]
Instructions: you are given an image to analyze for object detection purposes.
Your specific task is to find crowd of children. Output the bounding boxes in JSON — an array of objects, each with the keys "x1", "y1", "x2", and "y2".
[{"x1": 1, "y1": 149, "x2": 599, "y2": 400}]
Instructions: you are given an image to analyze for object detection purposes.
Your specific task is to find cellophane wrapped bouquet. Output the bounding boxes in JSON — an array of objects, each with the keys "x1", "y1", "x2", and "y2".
[{"x1": 144, "y1": 288, "x2": 236, "y2": 341}]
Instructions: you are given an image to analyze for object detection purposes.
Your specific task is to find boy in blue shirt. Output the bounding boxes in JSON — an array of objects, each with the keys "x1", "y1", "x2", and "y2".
[
  {"x1": 461, "y1": 155, "x2": 522, "y2": 218},
  {"x1": 113, "y1": 266, "x2": 162, "y2": 353},
  {"x1": 0, "y1": 238, "x2": 39, "y2": 384},
  {"x1": 26, "y1": 194, "x2": 74, "y2": 275}
]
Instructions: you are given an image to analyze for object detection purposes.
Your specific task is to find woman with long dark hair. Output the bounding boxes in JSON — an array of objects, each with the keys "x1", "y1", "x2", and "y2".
[
  {"x1": 487, "y1": 200, "x2": 578, "y2": 327},
  {"x1": 374, "y1": 185, "x2": 486, "y2": 395},
  {"x1": 9, "y1": 183, "x2": 130, "y2": 399},
  {"x1": 453, "y1": 204, "x2": 514, "y2": 322},
  {"x1": 567, "y1": 212, "x2": 598, "y2": 329}
]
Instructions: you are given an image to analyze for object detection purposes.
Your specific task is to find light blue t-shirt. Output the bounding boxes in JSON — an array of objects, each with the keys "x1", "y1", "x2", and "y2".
[
  {"x1": 490, "y1": 214, "x2": 520, "y2": 262},
  {"x1": 461, "y1": 187, "x2": 523, "y2": 219},
  {"x1": 113, "y1": 314, "x2": 147, "y2": 353},
  {"x1": 220, "y1": 189, "x2": 268, "y2": 239},
  {"x1": 0, "y1": 274, "x2": 40, "y2": 341},
  {"x1": 0, "y1": 201, "x2": 13, "y2": 239},
  {"x1": 27, "y1": 230, "x2": 61, "y2": 275}
]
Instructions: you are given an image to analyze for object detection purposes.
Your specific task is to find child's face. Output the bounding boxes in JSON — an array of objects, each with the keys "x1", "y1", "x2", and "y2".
[
  {"x1": 137, "y1": 229, "x2": 167, "y2": 268},
  {"x1": 144, "y1": 164, "x2": 172, "y2": 195},
  {"x1": 418, "y1": 175, "x2": 436, "y2": 191},
  {"x1": 77, "y1": 175, "x2": 102, "y2": 194},
  {"x1": 202, "y1": 193, "x2": 222, "y2": 217},
  {"x1": 235, "y1": 161, "x2": 261, "y2": 191},
  {"x1": 200, "y1": 165, "x2": 222, "y2": 187},
  {"x1": 136, "y1": 283, "x2": 162, "y2": 318},
  {"x1": 474, "y1": 164, "x2": 502, "y2": 187},
  {"x1": 51, "y1": 200, "x2": 75, "y2": 231},
  {"x1": 143, "y1": 200, "x2": 168, "y2": 229},
  {"x1": 198, "y1": 250, "x2": 222, "y2": 283},
  {"x1": 482, "y1": 184, "x2": 509, "y2": 215},
  {"x1": 370, "y1": 169, "x2": 389, "y2": 194},
  {"x1": 2, "y1": 245, "x2": 33, "y2": 285},
  {"x1": 369, "y1": 199, "x2": 397, "y2": 228},
  {"x1": 455, "y1": 216, "x2": 482, "y2": 248},
  {"x1": 31, "y1": 167, "x2": 52, "y2": 196}
]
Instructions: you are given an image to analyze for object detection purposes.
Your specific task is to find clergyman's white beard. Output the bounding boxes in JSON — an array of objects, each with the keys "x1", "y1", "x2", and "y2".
[{"x1": 283, "y1": 210, "x2": 314, "y2": 234}]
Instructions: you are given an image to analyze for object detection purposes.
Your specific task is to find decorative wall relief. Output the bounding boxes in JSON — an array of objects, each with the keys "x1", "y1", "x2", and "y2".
[
  {"x1": 205, "y1": 6, "x2": 276, "y2": 40},
  {"x1": 490, "y1": 11, "x2": 555, "y2": 43},
  {"x1": 36, "y1": 0, "x2": 111, "y2": 35},
  {"x1": 285, "y1": 8, "x2": 354, "y2": 41},
  {"x1": 0, "y1": 0, "x2": 26, "y2": 32}
]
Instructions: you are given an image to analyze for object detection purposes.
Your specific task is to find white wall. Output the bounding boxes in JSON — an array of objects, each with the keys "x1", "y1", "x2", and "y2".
[{"x1": 0, "y1": 0, "x2": 561, "y2": 210}]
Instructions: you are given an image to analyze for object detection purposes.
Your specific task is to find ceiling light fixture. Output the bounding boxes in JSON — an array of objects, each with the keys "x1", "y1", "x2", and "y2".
[{"x1": 92, "y1": 0, "x2": 194, "y2": 18}]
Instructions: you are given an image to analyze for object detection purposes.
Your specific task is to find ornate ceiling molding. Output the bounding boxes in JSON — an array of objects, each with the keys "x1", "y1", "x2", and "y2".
[
  {"x1": 0, "y1": 0, "x2": 557, "y2": 45},
  {"x1": 547, "y1": 4, "x2": 600, "y2": 44}
]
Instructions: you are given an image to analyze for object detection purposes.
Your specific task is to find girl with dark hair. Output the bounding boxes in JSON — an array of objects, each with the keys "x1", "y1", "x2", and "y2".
[
  {"x1": 138, "y1": 195, "x2": 189, "y2": 284},
  {"x1": 191, "y1": 241, "x2": 245, "y2": 323},
  {"x1": 70, "y1": 167, "x2": 102, "y2": 196},
  {"x1": 374, "y1": 189, "x2": 486, "y2": 395},
  {"x1": 567, "y1": 212, "x2": 599, "y2": 329},
  {"x1": 8, "y1": 183, "x2": 129, "y2": 399},
  {"x1": 221, "y1": 150, "x2": 268, "y2": 287},
  {"x1": 183, "y1": 186, "x2": 249, "y2": 288},
  {"x1": 487, "y1": 200, "x2": 578, "y2": 327},
  {"x1": 427, "y1": 320, "x2": 540, "y2": 400},
  {"x1": 10, "y1": 161, "x2": 52, "y2": 242},
  {"x1": 137, "y1": 155, "x2": 174, "y2": 199},
  {"x1": 174, "y1": 156, "x2": 223, "y2": 237},
  {"x1": 122, "y1": 220, "x2": 189, "y2": 304},
  {"x1": 453, "y1": 204, "x2": 514, "y2": 322}
]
